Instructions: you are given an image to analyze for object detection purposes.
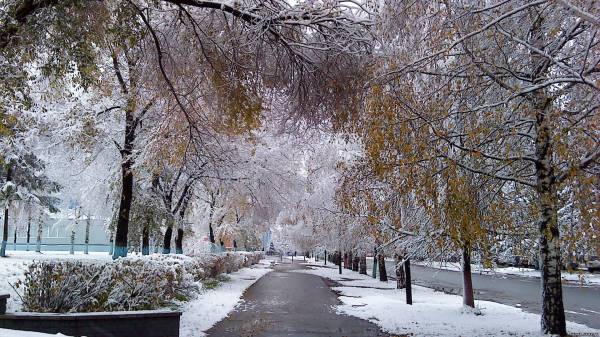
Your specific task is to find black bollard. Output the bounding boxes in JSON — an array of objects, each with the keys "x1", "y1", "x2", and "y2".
[{"x1": 404, "y1": 258, "x2": 412, "y2": 305}]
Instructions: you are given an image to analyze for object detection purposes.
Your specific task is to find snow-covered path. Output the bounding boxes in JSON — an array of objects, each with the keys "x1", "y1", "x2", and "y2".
[
  {"x1": 179, "y1": 259, "x2": 273, "y2": 337},
  {"x1": 205, "y1": 258, "x2": 388, "y2": 337}
]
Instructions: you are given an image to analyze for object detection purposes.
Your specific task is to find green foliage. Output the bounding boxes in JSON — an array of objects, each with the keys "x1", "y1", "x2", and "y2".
[{"x1": 202, "y1": 274, "x2": 231, "y2": 290}]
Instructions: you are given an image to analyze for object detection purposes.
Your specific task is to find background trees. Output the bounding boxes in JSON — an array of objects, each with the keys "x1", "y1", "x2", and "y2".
[
  {"x1": 1, "y1": 1, "x2": 598, "y2": 335},
  {"x1": 358, "y1": 1, "x2": 600, "y2": 334},
  {"x1": 1, "y1": 0, "x2": 374, "y2": 259}
]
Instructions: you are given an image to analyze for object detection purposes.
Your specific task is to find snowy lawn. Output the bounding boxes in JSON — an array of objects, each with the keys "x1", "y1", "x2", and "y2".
[
  {"x1": 296, "y1": 263, "x2": 600, "y2": 337},
  {"x1": 179, "y1": 258, "x2": 273, "y2": 337},
  {"x1": 0, "y1": 251, "x2": 110, "y2": 312},
  {"x1": 414, "y1": 261, "x2": 600, "y2": 286}
]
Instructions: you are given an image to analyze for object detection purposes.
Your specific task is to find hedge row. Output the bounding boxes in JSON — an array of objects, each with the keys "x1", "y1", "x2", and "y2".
[{"x1": 15, "y1": 251, "x2": 264, "y2": 313}]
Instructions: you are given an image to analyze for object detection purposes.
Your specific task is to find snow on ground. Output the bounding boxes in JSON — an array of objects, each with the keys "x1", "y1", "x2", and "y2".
[
  {"x1": 179, "y1": 259, "x2": 273, "y2": 337},
  {"x1": 295, "y1": 263, "x2": 600, "y2": 337},
  {"x1": 0, "y1": 251, "x2": 111, "y2": 312},
  {"x1": 0, "y1": 328, "x2": 69, "y2": 337},
  {"x1": 284, "y1": 255, "x2": 316, "y2": 263},
  {"x1": 414, "y1": 261, "x2": 600, "y2": 286}
]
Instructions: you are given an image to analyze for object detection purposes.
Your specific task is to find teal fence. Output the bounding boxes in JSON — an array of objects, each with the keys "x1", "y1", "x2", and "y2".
[
  {"x1": 5, "y1": 242, "x2": 112, "y2": 253},
  {"x1": 4, "y1": 241, "x2": 253, "y2": 255}
]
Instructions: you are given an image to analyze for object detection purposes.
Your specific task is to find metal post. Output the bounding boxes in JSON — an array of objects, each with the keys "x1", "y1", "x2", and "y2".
[{"x1": 404, "y1": 258, "x2": 412, "y2": 305}]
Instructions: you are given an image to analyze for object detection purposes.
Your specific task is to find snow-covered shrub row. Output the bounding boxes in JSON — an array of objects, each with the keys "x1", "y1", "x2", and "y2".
[{"x1": 16, "y1": 252, "x2": 264, "y2": 313}]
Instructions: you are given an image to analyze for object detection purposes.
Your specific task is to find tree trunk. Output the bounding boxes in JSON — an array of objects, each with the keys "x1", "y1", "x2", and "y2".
[
  {"x1": 113, "y1": 105, "x2": 136, "y2": 260},
  {"x1": 529, "y1": 16, "x2": 566, "y2": 334},
  {"x1": 13, "y1": 223, "x2": 17, "y2": 250},
  {"x1": 108, "y1": 230, "x2": 114, "y2": 256},
  {"x1": 84, "y1": 216, "x2": 90, "y2": 254},
  {"x1": 163, "y1": 226, "x2": 173, "y2": 254},
  {"x1": 352, "y1": 256, "x2": 359, "y2": 272},
  {"x1": 378, "y1": 252, "x2": 387, "y2": 282},
  {"x1": 209, "y1": 223, "x2": 215, "y2": 243},
  {"x1": 462, "y1": 244, "x2": 474, "y2": 308},
  {"x1": 35, "y1": 209, "x2": 43, "y2": 253},
  {"x1": 142, "y1": 221, "x2": 150, "y2": 255},
  {"x1": 395, "y1": 253, "x2": 406, "y2": 289},
  {"x1": 535, "y1": 103, "x2": 566, "y2": 335},
  {"x1": 346, "y1": 252, "x2": 351, "y2": 269},
  {"x1": 175, "y1": 227, "x2": 183, "y2": 254},
  {"x1": 113, "y1": 160, "x2": 133, "y2": 259},
  {"x1": 372, "y1": 247, "x2": 377, "y2": 278},
  {"x1": 1, "y1": 165, "x2": 12, "y2": 257},
  {"x1": 26, "y1": 210, "x2": 31, "y2": 251},
  {"x1": 359, "y1": 254, "x2": 367, "y2": 274},
  {"x1": 70, "y1": 216, "x2": 77, "y2": 255},
  {"x1": 338, "y1": 251, "x2": 342, "y2": 274}
]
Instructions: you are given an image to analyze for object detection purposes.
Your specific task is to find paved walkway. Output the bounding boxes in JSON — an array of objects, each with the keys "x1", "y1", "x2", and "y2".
[{"x1": 206, "y1": 259, "x2": 389, "y2": 337}]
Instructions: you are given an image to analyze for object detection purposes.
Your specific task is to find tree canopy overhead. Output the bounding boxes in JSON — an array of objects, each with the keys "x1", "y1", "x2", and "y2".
[{"x1": 1, "y1": 1, "x2": 599, "y2": 336}]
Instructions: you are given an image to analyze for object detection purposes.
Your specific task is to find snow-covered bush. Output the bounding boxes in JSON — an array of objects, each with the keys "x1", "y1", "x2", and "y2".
[
  {"x1": 106, "y1": 257, "x2": 198, "y2": 311},
  {"x1": 17, "y1": 261, "x2": 110, "y2": 313},
  {"x1": 17, "y1": 252, "x2": 264, "y2": 313}
]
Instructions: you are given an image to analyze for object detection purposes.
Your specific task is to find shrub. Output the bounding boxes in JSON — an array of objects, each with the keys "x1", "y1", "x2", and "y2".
[
  {"x1": 17, "y1": 261, "x2": 110, "y2": 313},
  {"x1": 16, "y1": 251, "x2": 264, "y2": 313}
]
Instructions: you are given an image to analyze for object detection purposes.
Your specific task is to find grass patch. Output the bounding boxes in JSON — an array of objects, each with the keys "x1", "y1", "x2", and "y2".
[{"x1": 202, "y1": 274, "x2": 231, "y2": 290}]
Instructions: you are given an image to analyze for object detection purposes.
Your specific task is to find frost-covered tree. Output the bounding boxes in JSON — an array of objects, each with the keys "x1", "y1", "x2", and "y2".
[
  {"x1": 2, "y1": 0, "x2": 374, "y2": 259},
  {"x1": 0, "y1": 142, "x2": 60, "y2": 257},
  {"x1": 368, "y1": 1, "x2": 600, "y2": 333}
]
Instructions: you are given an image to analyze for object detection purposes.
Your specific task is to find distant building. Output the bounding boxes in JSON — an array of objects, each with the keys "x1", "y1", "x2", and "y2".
[{"x1": 3, "y1": 210, "x2": 111, "y2": 252}]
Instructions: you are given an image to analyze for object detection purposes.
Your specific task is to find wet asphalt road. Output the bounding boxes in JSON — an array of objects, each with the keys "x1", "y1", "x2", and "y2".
[
  {"x1": 206, "y1": 259, "x2": 390, "y2": 337},
  {"x1": 375, "y1": 259, "x2": 600, "y2": 329}
]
